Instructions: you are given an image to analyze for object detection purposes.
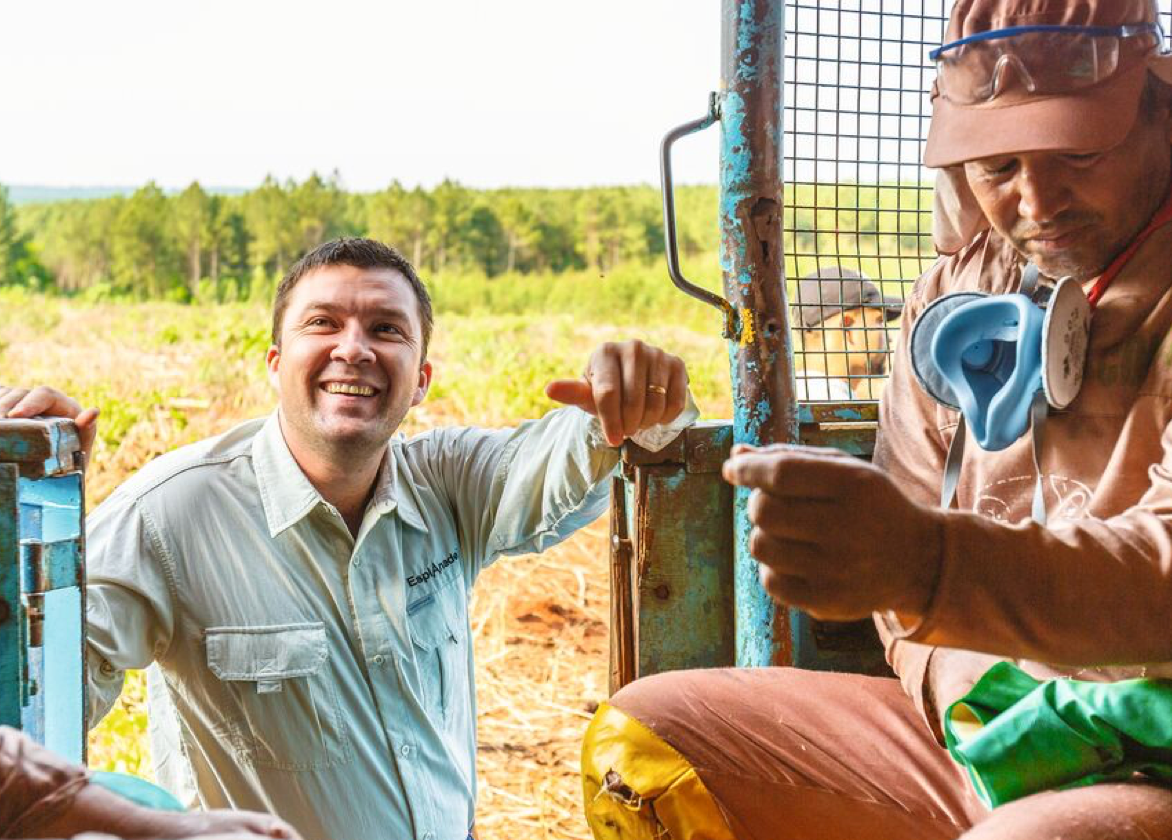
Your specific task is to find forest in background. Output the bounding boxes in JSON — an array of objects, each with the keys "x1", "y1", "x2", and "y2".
[{"x1": 0, "y1": 173, "x2": 935, "y2": 308}]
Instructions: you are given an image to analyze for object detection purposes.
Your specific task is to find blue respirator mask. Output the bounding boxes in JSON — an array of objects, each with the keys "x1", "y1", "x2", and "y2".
[{"x1": 909, "y1": 264, "x2": 1090, "y2": 524}]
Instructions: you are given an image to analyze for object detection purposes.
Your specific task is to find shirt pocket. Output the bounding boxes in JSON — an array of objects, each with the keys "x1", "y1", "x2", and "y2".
[
  {"x1": 406, "y1": 587, "x2": 468, "y2": 726},
  {"x1": 205, "y1": 622, "x2": 352, "y2": 771}
]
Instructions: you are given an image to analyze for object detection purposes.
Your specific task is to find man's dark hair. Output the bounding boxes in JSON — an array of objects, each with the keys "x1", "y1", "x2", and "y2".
[{"x1": 271, "y1": 237, "x2": 434, "y2": 360}]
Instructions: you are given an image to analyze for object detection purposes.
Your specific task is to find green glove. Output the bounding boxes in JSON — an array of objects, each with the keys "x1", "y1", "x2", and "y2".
[{"x1": 944, "y1": 661, "x2": 1172, "y2": 808}]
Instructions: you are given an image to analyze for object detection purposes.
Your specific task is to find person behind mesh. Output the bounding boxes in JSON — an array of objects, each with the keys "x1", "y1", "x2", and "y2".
[{"x1": 791, "y1": 267, "x2": 901, "y2": 401}]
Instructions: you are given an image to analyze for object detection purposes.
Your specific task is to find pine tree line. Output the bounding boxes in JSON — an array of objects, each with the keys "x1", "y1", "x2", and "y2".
[
  {"x1": 0, "y1": 174, "x2": 933, "y2": 303},
  {"x1": 4, "y1": 174, "x2": 719, "y2": 302}
]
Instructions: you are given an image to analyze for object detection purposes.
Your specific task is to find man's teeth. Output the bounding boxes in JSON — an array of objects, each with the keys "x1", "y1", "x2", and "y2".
[{"x1": 324, "y1": 383, "x2": 376, "y2": 396}]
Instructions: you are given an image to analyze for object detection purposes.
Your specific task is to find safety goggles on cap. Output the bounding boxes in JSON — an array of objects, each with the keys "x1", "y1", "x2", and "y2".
[{"x1": 930, "y1": 22, "x2": 1166, "y2": 104}]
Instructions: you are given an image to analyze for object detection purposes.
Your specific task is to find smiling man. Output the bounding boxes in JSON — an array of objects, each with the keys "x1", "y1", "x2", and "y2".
[
  {"x1": 0, "y1": 238, "x2": 694, "y2": 840},
  {"x1": 582, "y1": 2, "x2": 1172, "y2": 839}
]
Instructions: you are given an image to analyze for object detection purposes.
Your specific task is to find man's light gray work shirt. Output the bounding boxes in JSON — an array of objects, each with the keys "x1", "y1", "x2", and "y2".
[{"x1": 84, "y1": 407, "x2": 628, "y2": 840}]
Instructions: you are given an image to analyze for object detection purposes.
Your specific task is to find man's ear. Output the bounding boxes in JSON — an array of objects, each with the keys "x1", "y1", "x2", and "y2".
[
  {"x1": 412, "y1": 360, "x2": 433, "y2": 407},
  {"x1": 265, "y1": 345, "x2": 281, "y2": 390},
  {"x1": 840, "y1": 312, "x2": 856, "y2": 328}
]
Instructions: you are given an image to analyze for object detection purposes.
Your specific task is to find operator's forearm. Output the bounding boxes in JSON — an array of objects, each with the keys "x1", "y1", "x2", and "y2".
[
  {"x1": 0, "y1": 726, "x2": 89, "y2": 838},
  {"x1": 895, "y1": 508, "x2": 1172, "y2": 665},
  {"x1": 28, "y1": 784, "x2": 188, "y2": 839}
]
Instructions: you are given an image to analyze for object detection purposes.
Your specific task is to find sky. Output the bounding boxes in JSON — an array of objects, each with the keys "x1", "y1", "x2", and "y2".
[{"x1": 0, "y1": 1, "x2": 722, "y2": 192}]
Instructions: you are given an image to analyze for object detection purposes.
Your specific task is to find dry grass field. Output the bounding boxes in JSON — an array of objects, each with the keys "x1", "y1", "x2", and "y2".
[{"x1": 0, "y1": 290, "x2": 732, "y2": 840}]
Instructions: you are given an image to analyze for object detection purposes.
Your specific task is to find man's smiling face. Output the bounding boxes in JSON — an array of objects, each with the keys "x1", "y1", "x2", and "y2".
[{"x1": 266, "y1": 264, "x2": 431, "y2": 461}]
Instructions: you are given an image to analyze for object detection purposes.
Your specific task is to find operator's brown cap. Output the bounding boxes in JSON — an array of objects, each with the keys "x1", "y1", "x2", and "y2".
[{"x1": 924, "y1": 0, "x2": 1172, "y2": 168}]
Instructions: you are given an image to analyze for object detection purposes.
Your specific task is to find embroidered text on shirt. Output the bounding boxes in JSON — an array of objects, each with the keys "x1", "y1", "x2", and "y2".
[{"x1": 407, "y1": 550, "x2": 459, "y2": 588}]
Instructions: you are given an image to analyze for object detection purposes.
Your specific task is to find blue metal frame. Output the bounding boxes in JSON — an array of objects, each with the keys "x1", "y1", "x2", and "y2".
[
  {"x1": 0, "y1": 419, "x2": 86, "y2": 764},
  {"x1": 719, "y1": 0, "x2": 795, "y2": 668}
]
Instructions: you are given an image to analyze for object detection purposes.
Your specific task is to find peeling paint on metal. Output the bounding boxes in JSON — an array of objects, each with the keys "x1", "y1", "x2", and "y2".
[
  {"x1": 720, "y1": 0, "x2": 792, "y2": 669},
  {"x1": 633, "y1": 459, "x2": 737, "y2": 674},
  {"x1": 739, "y1": 307, "x2": 756, "y2": 346}
]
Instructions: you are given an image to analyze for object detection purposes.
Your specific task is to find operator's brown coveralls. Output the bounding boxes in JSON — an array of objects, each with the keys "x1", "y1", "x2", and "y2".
[{"x1": 600, "y1": 215, "x2": 1172, "y2": 838}]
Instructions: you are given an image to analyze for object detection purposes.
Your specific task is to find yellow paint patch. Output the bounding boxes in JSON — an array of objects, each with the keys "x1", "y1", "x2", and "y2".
[{"x1": 739, "y1": 307, "x2": 755, "y2": 346}]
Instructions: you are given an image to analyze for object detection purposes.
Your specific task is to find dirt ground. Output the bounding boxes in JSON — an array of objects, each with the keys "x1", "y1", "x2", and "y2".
[{"x1": 472, "y1": 526, "x2": 612, "y2": 839}]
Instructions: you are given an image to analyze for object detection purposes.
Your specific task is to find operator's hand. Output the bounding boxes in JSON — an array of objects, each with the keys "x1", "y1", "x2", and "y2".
[
  {"x1": 545, "y1": 340, "x2": 688, "y2": 446},
  {"x1": 169, "y1": 808, "x2": 303, "y2": 839},
  {"x1": 0, "y1": 385, "x2": 99, "y2": 464},
  {"x1": 722, "y1": 443, "x2": 943, "y2": 622}
]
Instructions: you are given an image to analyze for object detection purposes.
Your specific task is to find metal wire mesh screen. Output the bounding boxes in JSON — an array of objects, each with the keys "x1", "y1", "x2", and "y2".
[{"x1": 784, "y1": 1, "x2": 1172, "y2": 402}]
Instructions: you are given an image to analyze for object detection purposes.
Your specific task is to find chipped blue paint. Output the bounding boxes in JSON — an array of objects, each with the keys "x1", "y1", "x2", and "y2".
[
  {"x1": 0, "y1": 421, "x2": 77, "y2": 477},
  {"x1": 632, "y1": 449, "x2": 736, "y2": 675},
  {"x1": 720, "y1": 0, "x2": 790, "y2": 668},
  {"x1": 718, "y1": 88, "x2": 752, "y2": 294},
  {"x1": 797, "y1": 403, "x2": 875, "y2": 424},
  {"x1": 0, "y1": 465, "x2": 20, "y2": 730},
  {"x1": 660, "y1": 470, "x2": 688, "y2": 493},
  {"x1": 0, "y1": 422, "x2": 85, "y2": 763}
]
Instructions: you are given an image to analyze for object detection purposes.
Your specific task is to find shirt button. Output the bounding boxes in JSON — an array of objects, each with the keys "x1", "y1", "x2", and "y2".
[
  {"x1": 400, "y1": 744, "x2": 413, "y2": 758},
  {"x1": 353, "y1": 558, "x2": 363, "y2": 568},
  {"x1": 372, "y1": 654, "x2": 386, "y2": 666}
]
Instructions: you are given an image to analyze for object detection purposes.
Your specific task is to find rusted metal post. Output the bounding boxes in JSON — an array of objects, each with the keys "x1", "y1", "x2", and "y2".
[{"x1": 721, "y1": 0, "x2": 796, "y2": 667}]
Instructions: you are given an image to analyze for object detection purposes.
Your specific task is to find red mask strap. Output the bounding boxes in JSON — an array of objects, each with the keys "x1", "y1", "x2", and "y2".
[{"x1": 1087, "y1": 186, "x2": 1172, "y2": 310}]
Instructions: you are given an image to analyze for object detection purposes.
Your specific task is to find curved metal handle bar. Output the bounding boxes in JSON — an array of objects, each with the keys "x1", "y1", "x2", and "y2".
[{"x1": 660, "y1": 92, "x2": 738, "y2": 339}]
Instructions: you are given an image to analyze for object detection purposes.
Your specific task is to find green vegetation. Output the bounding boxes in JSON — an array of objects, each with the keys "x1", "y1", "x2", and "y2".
[
  {"x1": 3, "y1": 176, "x2": 937, "y2": 304},
  {"x1": 0, "y1": 186, "x2": 52, "y2": 289}
]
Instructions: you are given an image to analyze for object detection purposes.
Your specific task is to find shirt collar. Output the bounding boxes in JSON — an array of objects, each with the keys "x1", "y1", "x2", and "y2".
[
  {"x1": 251, "y1": 412, "x2": 428, "y2": 538},
  {"x1": 368, "y1": 441, "x2": 429, "y2": 534}
]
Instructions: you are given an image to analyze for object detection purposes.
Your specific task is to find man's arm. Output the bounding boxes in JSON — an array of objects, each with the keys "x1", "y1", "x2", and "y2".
[
  {"x1": 429, "y1": 340, "x2": 692, "y2": 577},
  {"x1": 84, "y1": 489, "x2": 178, "y2": 728},
  {"x1": 0, "y1": 727, "x2": 300, "y2": 839},
  {"x1": 725, "y1": 346, "x2": 1172, "y2": 668}
]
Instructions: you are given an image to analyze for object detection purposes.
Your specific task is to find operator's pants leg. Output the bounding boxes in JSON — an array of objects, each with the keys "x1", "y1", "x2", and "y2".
[{"x1": 583, "y1": 667, "x2": 1172, "y2": 840}]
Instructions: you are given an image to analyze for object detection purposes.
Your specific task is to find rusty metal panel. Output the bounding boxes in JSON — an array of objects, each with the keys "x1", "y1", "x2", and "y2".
[
  {"x1": 0, "y1": 419, "x2": 82, "y2": 478},
  {"x1": 799, "y1": 403, "x2": 879, "y2": 424},
  {"x1": 622, "y1": 421, "x2": 732, "y2": 472},
  {"x1": 633, "y1": 463, "x2": 735, "y2": 676},
  {"x1": 614, "y1": 430, "x2": 740, "y2": 685},
  {"x1": 608, "y1": 476, "x2": 636, "y2": 694},
  {"x1": 614, "y1": 417, "x2": 890, "y2": 682},
  {"x1": 799, "y1": 424, "x2": 877, "y2": 458}
]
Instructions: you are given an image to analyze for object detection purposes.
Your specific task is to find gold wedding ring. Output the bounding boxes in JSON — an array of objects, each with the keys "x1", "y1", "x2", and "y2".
[{"x1": 647, "y1": 384, "x2": 667, "y2": 396}]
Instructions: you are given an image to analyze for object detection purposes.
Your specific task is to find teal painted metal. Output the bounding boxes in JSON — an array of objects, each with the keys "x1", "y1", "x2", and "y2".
[
  {"x1": 627, "y1": 435, "x2": 736, "y2": 675},
  {"x1": 617, "y1": 423, "x2": 736, "y2": 679},
  {"x1": 719, "y1": 0, "x2": 795, "y2": 668},
  {"x1": 43, "y1": 586, "x2": 84, "y2": 758},
  {"x1": 0, "y1": 419, "x2": 86, "y2": 764},
  {"x1": 0, "y1": 464, "x2": 20, "y2": 729},
  {"x1": 616, "y1": 417, "x2": 888, "y2": 684}
]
